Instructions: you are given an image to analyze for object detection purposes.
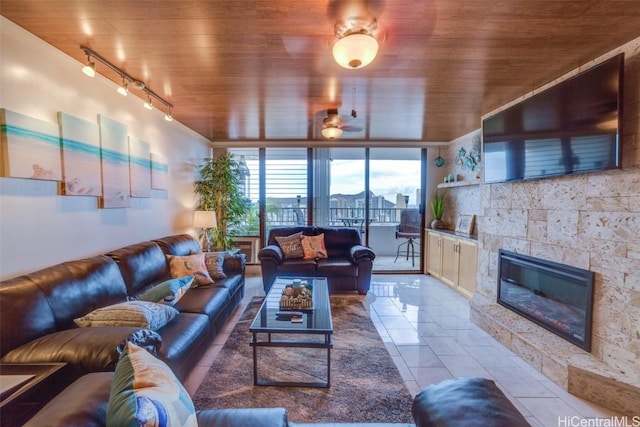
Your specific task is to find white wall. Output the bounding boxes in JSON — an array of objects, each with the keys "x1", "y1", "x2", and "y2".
[{"x1": 0, "y1": 18, "x2": 211, "y2": 280}]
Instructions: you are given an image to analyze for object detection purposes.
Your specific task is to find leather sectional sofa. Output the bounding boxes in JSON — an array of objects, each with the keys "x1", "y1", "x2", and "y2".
[
  {"x1": 259, "y1": 226, "x2": 375, "y2": 295},
  {"x1": 0, "y1": 234, "x2": 245, "y2": 385}
]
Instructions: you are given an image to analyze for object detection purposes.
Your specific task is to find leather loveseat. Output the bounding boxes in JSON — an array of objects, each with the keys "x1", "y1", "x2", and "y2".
[
  {"x1": 0, "y1": 234, "x2": 245, "y2": 387},
  {"x1": 24, "y1": 373, "x2": 530, "y2": 427},
  {"x1": 259, "y1": 226, "x2": 375, "y2": 295}
]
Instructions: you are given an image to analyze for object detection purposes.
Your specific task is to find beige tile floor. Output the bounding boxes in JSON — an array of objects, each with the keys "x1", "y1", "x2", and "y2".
[{"x1": 184, "y1": 271, "x2": 622, "y2": 427}]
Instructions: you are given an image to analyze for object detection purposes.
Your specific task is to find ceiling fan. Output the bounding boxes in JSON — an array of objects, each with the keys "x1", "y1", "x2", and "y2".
[{"x1": 321, "y1": 108, "x2": 364, "y2": 139}]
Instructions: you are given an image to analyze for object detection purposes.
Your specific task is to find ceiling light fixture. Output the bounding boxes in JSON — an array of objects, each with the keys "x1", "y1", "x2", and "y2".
[
  {"x1": 79, "y1": 46, "x2": 174, "y2": 120},
  {"x1": 333, "y1": 16, "x2": 379, "y2": 69},
  {"x1": 82, "y1": 54, "x2": 96, "y2": 77},
  {"x1": 322, "y1": 125, "x2": 343, "y2": 140},
  {"x1": 116, "y1": 76, "x2": 129, "y2": 96},
  {"x1": 143, "y1": 94, "x2": 153, "y2": 110}
]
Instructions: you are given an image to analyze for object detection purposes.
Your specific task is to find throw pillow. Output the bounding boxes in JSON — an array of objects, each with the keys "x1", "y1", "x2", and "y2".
[
  {"x1": 139, "y1": 276, "x2": 194, "y2": 306},
  {"x1": 301, "y1": 233, "x2": 328, "y2": 260},
  {"x1": 167, "y1": 253, "x2": 214, "y2": 287},
  {"x1": 275, "y1": 232, "x2": 304, "y2": 259},
  {"x1": 107, "y1": 342, "x2": 198, "y2": 427},
  {"x1": 204, "y1": 251, "x2": 227, "y2": 279},
  {"x1": 74, "y1": 301, "x2": 178, "y2": 331}
]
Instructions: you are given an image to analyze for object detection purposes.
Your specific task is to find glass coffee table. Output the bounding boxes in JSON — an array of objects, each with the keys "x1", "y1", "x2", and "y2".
[{"x1": 250, "y1": 276, "x2": 333, "y2": 387}]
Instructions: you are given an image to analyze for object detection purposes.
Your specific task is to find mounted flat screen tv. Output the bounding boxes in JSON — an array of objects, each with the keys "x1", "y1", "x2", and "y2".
[{"x1": 482, "y1": 53, "x2": 623, "y2": 184}]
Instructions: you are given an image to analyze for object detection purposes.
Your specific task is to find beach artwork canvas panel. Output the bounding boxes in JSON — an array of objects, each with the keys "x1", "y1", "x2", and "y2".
[
  {"x1": 128, "y1": 137, "x2": 151, "y2": 198},
  {"x1": 58, "y1": 112, "x2": 102, "y2": 196},
  {"x1": 98, "y1": 114, "x2": 130, "y2": 208},
  {"x1": 150, "y1": 152, "x2": 168, "y2": 190},
  {"x1": 0, "y1": 108, "x2": 61, "y2": 180}
]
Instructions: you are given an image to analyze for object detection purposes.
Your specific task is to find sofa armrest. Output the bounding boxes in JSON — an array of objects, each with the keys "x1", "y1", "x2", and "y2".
[
  {"x1": 197, "y1": 407, "x2": 288, "y2": 427},
  {"x1": 258, "y1": 245, "x2": 284, "y2": 264},
  {"x1": 223, "y1": 252, "x2": 246, "y2": 275},
  {"x1": 412, "y1": 377, "x2": 530, "y2": 427},
  {"x1": 24, "y1": 372, "x2": 114, "y2": 427},
  {"x1": 350, "y1": 245, "x2": 376, "y2": 263}
]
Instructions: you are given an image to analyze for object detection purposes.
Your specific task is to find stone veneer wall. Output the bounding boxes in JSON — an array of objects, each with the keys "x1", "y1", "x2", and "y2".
[{"x1": 448, "y1": 37, "x2": 640, "y2": 414}]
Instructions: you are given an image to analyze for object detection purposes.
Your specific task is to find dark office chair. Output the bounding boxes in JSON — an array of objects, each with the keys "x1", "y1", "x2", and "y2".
[
  {"x1": 293, "y1": 207, "x2": 306, "y2": 226},
  {"x1": 394, "y1": 209, "x2": 421, "y2": 267}
]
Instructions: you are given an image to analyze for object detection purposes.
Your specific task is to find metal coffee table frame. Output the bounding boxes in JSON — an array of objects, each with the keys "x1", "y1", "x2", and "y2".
[{"x1": 250, "y1": 276, "x2": 333, "y2": 388}]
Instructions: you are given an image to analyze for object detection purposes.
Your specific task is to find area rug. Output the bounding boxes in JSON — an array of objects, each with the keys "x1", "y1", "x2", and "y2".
[{"x1": 192, "y1": 296, "x2": 414, "y2": 423}]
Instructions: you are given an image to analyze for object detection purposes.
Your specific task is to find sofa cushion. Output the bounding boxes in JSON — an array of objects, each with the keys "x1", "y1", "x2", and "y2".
[
  {"x1": 316, "y1": 258, "x2": 359, "y2": 277},
  {"x1": 0, "y1": 256, "x2": 128, "y2": 357},
  {"x1": 317, "y1": 227, "x2": 363, "y2": 258},
  {"x1": 275, "y1": 258, "x2": 318, "y2": 276},
  {"x1": 155, "y1": 313, "x2": 211, "y2": 380},
  {"x1": 107, "y1": 342, "x2": 198, "y2": 427},
  {"x1": 275, "y1": 232, "x2": 304, "y2": 259},
  {"x1": 173, "y1": 286, "x2": 230, "y2": 320},
  {"x1": 301, "y1": 233, "x2": 328, "y2": 260},
  {"x1": 204, "y1": 251, "x2": 227, "y2": 279},
  {"x1": 167, "y1": 253, "x2": 214, "y2": 287},
  {"x1": 153, "y1": 234, "x2": 202, "y2": 257},
  {"x1": 74, "y1": 301, "x2": 179, "y2": 330},
  {"x1": 0, "y1": 327, "x2": 160, "y2": 379},
  {"x1": 106, "y1": 242, "x2": 169, "y2": 297},
  {"x1": 139, "y1": 276, "x2": 195, "y2": 306}
]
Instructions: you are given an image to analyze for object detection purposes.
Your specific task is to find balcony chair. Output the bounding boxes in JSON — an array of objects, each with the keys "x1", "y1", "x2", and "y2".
[{"x1": 394, "y1": 209, "x2": 421, "y2": 267}]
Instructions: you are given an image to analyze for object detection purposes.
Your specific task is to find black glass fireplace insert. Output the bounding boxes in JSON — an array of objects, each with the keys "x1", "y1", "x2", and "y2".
[{"x1": 497, "y1": 249, "x2": 594, "y2": 351}]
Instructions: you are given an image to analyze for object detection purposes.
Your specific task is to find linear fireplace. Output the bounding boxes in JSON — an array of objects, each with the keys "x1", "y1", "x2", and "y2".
[{"x1": 497, "y1": 250, "x2": 594, "y2": 351}]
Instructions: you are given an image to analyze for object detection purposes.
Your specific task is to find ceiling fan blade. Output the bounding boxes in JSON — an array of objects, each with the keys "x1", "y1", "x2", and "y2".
[{"x1": 342, "y1": 124, "x2": 364, "y2": 132}]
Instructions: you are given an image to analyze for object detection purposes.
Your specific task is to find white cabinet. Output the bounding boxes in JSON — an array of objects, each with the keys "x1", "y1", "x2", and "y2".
[{"x1": 425, "y1": 230, "x2": 477, "y2": 298}]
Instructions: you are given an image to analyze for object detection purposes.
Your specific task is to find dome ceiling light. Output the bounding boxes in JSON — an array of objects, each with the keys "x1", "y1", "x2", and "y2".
[
  {"x1": 332, "y1": 16, "x2": 379, "y2": 69},
  {"x1": 322, "y1": 110, "x2": 344, "y2": 140}
]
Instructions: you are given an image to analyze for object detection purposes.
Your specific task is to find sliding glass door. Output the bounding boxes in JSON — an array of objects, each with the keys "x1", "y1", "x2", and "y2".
[{"x1": 369, "y1": 148, "x2": 424, "y2": 271}]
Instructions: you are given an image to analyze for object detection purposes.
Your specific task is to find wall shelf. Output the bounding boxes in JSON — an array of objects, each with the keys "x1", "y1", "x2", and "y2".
[{"x1": 437, "y1": 180, "x2": 480, "y2": 189}]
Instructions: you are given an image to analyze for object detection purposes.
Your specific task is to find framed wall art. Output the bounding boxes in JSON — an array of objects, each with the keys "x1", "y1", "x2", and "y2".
[
  {"x1": 128, "y1": 137, "x2": 151, "y2": 198},
  {"x1": 455, "y1": 214, "x2": 475, "y2": 235},
  {"x1": 0, "y1": 108, "x2": 61, "y2": 180},
  {"x1": 150, "y1": 152, "x2": 168, "y2": 190},
  {"x1": 98, "y1": 114, "x2": 130, "y2": 208},
  {"x1": 58, "y1": 112, "x2": 102, "y2": 196}
]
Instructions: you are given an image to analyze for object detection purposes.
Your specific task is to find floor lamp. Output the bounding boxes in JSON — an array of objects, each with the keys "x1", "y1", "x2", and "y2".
[{"x1": 193, "y1": 210, "x2": 217, "y2": 252}]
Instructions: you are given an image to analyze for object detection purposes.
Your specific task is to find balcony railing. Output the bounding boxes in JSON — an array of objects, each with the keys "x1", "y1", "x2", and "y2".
[{"x1": 263, "y1": 207, "x2": 411, "y2": 228}]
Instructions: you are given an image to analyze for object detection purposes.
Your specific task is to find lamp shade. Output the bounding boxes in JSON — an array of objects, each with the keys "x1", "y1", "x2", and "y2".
[
  {"x1": 322, "y1": 126, "x2": 343, "y2": 140},
  {"x1": 193, "y1": 210, "x2": 217, "y2": 229},
  {"x1": 333, "y1": 32, "x2": 379, "y2": 69}
]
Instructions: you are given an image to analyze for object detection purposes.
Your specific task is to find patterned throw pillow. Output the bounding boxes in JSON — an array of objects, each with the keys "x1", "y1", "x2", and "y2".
[
  {"x1": 204, "y1": 252, "x2": 227, "y2": 279},
  {"x1": 301, "y1": 233, "x2": 328, "y2": 260},
  {"x1": 139, "y1": 276, "x2": 194, "y2": 306},
  {"x1": 107, "y1": 342, "x2": 198, "y2": 427},
  {"x1": 74, "y1": 301, "x2": 178, "y2": 330},
  {"x1": 167, "y1": 253, "x2": 214, "y2": 287},
  {"x1": 275, "y1": 232, "x2": 304, "y2": 259}
]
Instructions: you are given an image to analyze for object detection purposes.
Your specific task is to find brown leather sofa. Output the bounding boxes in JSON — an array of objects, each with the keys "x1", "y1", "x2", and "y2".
[
  {"x1": 24, "y1": 374, "x2": 529, "y2": 427},
  {"x1": 0, "y1": 234, "x2": 245, "y2": 386},
  {"x1": 258, "y1": 226, "x2": 375, "y2": 295}
]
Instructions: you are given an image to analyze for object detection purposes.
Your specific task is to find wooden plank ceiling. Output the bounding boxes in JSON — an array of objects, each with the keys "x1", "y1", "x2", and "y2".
[{"x1": 1, "y1": 0, "x2": 639, "y2": 144}]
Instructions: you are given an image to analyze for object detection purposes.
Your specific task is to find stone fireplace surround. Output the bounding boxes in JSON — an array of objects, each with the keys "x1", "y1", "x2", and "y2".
[{"x1": 442, "y1": 38, "x2": 640, "y2": 416}]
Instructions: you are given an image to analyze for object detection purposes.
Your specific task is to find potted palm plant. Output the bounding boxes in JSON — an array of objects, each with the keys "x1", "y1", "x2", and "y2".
[
  {"x1": 430, "y1": 191, "x2": 445, "y2": 229},
  {"x1": 194, "y1": 153, "x2": 250, "y2": 250}
]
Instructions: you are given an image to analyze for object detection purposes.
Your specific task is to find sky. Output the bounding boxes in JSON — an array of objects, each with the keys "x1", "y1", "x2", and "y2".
[{"x1": 330, "y1": 159, "x2": 422, "y2": 203}]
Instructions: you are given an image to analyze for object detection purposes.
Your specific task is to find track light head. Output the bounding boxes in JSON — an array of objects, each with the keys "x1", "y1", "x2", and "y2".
[
  {"x1": 117, "y1": 81, "x2": 129, "y2": 97},
  {"x1": 143, "y1": 94, "x2": 153, "y2": 110},
  {"x1": 82, "y1": 61, "x2": 95, "y2": 77}
]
